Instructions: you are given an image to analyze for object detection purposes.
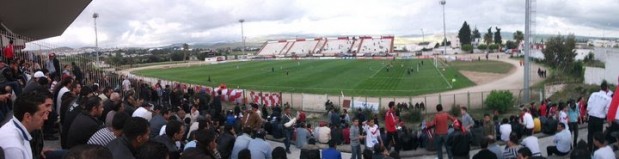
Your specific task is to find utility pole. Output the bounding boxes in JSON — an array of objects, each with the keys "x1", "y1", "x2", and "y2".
[{"x1": 524, "y1": 0, "x2": 531, "y2": 103}]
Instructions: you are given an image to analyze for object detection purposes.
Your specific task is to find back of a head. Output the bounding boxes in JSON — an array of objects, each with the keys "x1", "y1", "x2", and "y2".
[
  {"x1": 124, "y1": 117, "x2": 150, "y2": 141},
  {"x1": 64, "y1": 144, "x2": 112, "y2": 159},
  {"x1": 502, "y1": 118, "x2": 509, "y2": 124},
  {"x1": 112, "y1": 112, "x2": 130, "y2": 130},
  {"x1": 436, "y1": 104, "x2": 443, "y2": 112},
  {"x1": 195, "y1": 129, "x2": 217, "y2": 149},
  {"x1": 593, "y1": 132, "x2": 605, "y2": 144},
  {"x1": 84, "y1": 96, "x2": 102, "y2": 113},
  {"x1": 166, "y1": 120, "x2": 184, "y2": 138},
  {"x1": 272, "y1": 147, "x2": 288, "y2": 159},
  {"x1": 136, "y1": 141, "x2": 169, "y2": 159},
  {"x1": 601, "y1": 80, "x2": 608, "y2": 90},
  {"x1": 238, "y1": 149, "x2": 251, "y2": 159},
  {"x1": 480, "y1": 137, "x2": 489, "y2": 149},
  {"x1": 328, "y1": 139, "x2": 336, "y2": 148},
  {"x1": 255, "y1": 129, "x2": 266, "y2": 139},
  {"x1": 509, "y1": 132, "x2": 519, "y2": 144},
  {"x1": 517, "y1": 147, "x2": 532, "y2": 158}
]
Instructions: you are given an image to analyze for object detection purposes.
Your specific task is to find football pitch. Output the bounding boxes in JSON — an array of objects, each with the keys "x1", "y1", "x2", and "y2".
[{"x1": 133, "y1": 59, "x2": 474, "y2": 96}]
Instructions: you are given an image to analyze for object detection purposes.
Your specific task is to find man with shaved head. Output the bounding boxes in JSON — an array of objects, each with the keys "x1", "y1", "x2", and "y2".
[{"x1": 103, "y1": 92, "x2": 122, "y2": 124}]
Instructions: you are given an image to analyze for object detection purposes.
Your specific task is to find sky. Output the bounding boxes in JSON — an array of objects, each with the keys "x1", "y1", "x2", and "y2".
[{"x1": 33, "y1": 0, "x2": 619, "y2": 48}]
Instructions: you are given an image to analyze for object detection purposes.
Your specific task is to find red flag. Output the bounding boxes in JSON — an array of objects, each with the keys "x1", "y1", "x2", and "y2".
[{"x1": 606, "y1": 86, "x2": 619, "y2": 123}]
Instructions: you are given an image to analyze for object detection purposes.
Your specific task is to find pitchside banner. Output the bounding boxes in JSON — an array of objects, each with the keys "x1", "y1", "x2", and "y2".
[{"x1": 352, "y1": 101, "x2": 379, "y2": 112}]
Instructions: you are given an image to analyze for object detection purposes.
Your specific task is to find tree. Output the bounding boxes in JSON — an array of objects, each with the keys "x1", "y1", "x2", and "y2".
[
  {"x1": 458, "y1": 21, "x2": 472, "y2": 46},
  {"x1": 513, "y1": 31, "x2": 524, "y2": 48},
  {"x1": 543, "y1": 34, "x2": 577, "y2": 72},
  {"x1": 494, "y1": 27, "x2": 502, "y2": 45},
  {"x1": 182, "y1": 43, "x2": 189, "y2": 62},
  {"x1": 505, "y1": 40, "x2": 517, "y2": 50},
  {"x1": 472, "y1": 27, "x2": 481, "y2": 42},
  {"x1": 483, "y1": 27, "x2": 493, "y2": 46}
]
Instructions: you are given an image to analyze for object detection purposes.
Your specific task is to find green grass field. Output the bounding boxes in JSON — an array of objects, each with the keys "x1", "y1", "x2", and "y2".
[
  {"x1": 448, "y1": 60, "x2": 514, "y2": 74},
  {"x1": 134, "y1": 59, "x2": 475, "y2": 96}
]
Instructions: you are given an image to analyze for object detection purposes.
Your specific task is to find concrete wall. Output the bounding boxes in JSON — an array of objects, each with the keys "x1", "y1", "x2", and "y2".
[{"x1": 584, "y1": 52, "x2": 619, "y2": 85}]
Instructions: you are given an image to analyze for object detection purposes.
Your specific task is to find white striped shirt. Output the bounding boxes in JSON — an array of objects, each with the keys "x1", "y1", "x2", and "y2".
[{"x1": 87, "y1": 128, "x2": 116, "y2": 146}]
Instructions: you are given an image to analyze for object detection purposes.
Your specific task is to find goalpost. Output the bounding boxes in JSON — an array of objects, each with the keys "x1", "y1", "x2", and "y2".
[{"x1": 432, "y1": 55, "x2": 453, "y2": 89}]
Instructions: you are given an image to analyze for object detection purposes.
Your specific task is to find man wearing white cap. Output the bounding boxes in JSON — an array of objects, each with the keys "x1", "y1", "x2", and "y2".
[
  {"x1": 23, "y1": 71, "x2": 47, "y2": 94},
  {"x1": 132, "y1": 102, "x2": 154, "y2": 122}
]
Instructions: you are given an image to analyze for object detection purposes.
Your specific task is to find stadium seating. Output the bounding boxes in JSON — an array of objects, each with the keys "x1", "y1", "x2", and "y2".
[
  {"x1": 359, "y1": 38, "x2": 392, "y2": 54},
  {"x1": 258, "y1": 41, "x2": 288, "y2": 56},
  {"x1": 287, "y1": 40, "x2": 320, "y2": 56},
  {"x1": 321, "y1": 38, "x2": 353, "y2": 55},
  {"x1": 258, "y1": 36, "x2": 394, "y2": 56}
]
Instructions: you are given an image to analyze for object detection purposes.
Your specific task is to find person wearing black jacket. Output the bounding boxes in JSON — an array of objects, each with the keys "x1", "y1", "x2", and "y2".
[
  {"x1": 216, "y1": 125, "x2": 236, "y2": 159},
  {"x1": 210, "y1": 90, "x2": 222, "y2": 122},
  {"x1": 472, "y1": 138, "x2": 497, "y2": 159},
  {"x1": 66, "y1": 96, "x2": 104, "y2": 148},
  {"x1": 447, "y1": 120, "x2": 472, "y2": 159},
  {"x1": 153, "y1": 120, "x2": 184, "y2": 159},
  {"x1": 107, "y1": 117, "x2": 151, "y2": 159},
  {"x1": 71, "y1": 62, "x2": 83, "y2": 84}
]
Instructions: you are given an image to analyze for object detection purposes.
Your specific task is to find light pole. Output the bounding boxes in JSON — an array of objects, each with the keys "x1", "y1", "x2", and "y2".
[
  {"x1": 524, "y1": 0, "x2": 531, "y2": 103},
  {"x1": 239, "y1": 19, "x2": 245, "y2": 55},
  {"x1": 93, "y1": 13, "x2": 99, "y2": 66},
  {"x1": 421, "y1": 28, "x2": 425, "y2": 42},
  {"x1": 440, "y1": 0, "x2": 447, "y2": 54},
  {"x1": 438, "y1": 0, "x2": 447, "y2": 67}
]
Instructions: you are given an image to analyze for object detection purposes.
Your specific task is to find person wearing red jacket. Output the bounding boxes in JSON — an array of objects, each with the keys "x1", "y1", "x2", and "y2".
[
  {"x1": 428, "y1": 104, "x2": 456, "y2": 159},
  {"x1": 3, "y1": 40, "x2": 14, "y2": 65},
  {"x1": 539, "y1": 101, "x2": 548, "y2": 117},
  {"x1": 384, "y1": 101, "x2": 400, "y2": 152}
]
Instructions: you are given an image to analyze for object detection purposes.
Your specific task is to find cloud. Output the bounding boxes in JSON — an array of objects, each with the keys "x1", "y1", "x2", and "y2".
[{"x1": 31, "y1": 0, "x2": 619, "y2": 48}]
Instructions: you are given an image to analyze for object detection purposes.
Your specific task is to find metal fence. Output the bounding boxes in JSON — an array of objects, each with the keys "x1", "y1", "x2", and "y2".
[{"x1": 3, "y1": 31, "x2": 548, "y2": 116}]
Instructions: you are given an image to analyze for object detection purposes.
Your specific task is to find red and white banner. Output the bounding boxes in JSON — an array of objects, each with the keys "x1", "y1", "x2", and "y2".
[
  {"x1": 250, "y1": 91, "x2": 281, "y2": 107},
  {"x1": 214, "y1": 86, "x2": 243, "y2": 104}
]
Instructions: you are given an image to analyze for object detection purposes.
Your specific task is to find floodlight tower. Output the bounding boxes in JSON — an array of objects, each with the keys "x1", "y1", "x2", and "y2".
[
  {"x1": 523, "y1": 0, "x2": 535, "y2": 103},
  {"x1": 239, "y1": 19, "x2": 246, "y2": 55},
  {"x1": 439, "y1": 0, "x2": 447, "y2": 67},
  {"x1": 93, "y1": 12, "x2": 99, "y2": 66}
]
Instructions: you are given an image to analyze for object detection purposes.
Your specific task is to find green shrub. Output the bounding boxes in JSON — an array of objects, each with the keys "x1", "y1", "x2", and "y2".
[
  {"x1": 485, "y1": 90, "x2": 514, "y2": 113},
  {"x1": 477, "y1": 44, "x2": 487, "y2": 50},
  {"x1": 489, "y1": 44, "x2": 499, "y2": 50},
  {"x1": 461, "y1": 44, "x2": 474, "y2": 53}
]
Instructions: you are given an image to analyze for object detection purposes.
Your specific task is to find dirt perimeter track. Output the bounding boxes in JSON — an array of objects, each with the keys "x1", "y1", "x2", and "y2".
[{"x1": 120, "y1": 54, "x2": 546, "y2": 113}]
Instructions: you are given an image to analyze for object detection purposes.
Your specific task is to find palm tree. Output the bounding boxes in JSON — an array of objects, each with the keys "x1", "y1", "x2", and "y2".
[{"x1": 513, "y1": 31, "x2": 524, "y2": 49}]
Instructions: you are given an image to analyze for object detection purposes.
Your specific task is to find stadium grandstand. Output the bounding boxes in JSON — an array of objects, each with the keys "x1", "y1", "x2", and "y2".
[{"x1": 257, "y1": 35, "x2": 394, "y2": 57}]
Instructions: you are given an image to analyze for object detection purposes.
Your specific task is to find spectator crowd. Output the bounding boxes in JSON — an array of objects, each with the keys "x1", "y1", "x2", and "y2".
[{"x1": 0, "y1": 47, "x2": 617, "y2": 159}]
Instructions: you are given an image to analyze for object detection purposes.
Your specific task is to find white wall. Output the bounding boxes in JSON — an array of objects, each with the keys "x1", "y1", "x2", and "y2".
[{"x1": 584, "y1": 54, "x2": 619, "y2": 85}]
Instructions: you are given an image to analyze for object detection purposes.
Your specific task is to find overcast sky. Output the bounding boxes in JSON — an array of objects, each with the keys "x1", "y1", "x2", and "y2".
[{"x1": 34, "y1": 0, "x2": 619, "y2": 48}]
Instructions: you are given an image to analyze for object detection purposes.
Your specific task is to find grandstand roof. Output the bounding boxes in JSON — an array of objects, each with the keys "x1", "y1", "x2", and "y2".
[{"x1": 0, "y1": 0, "x2": 92, "y2": 40}]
